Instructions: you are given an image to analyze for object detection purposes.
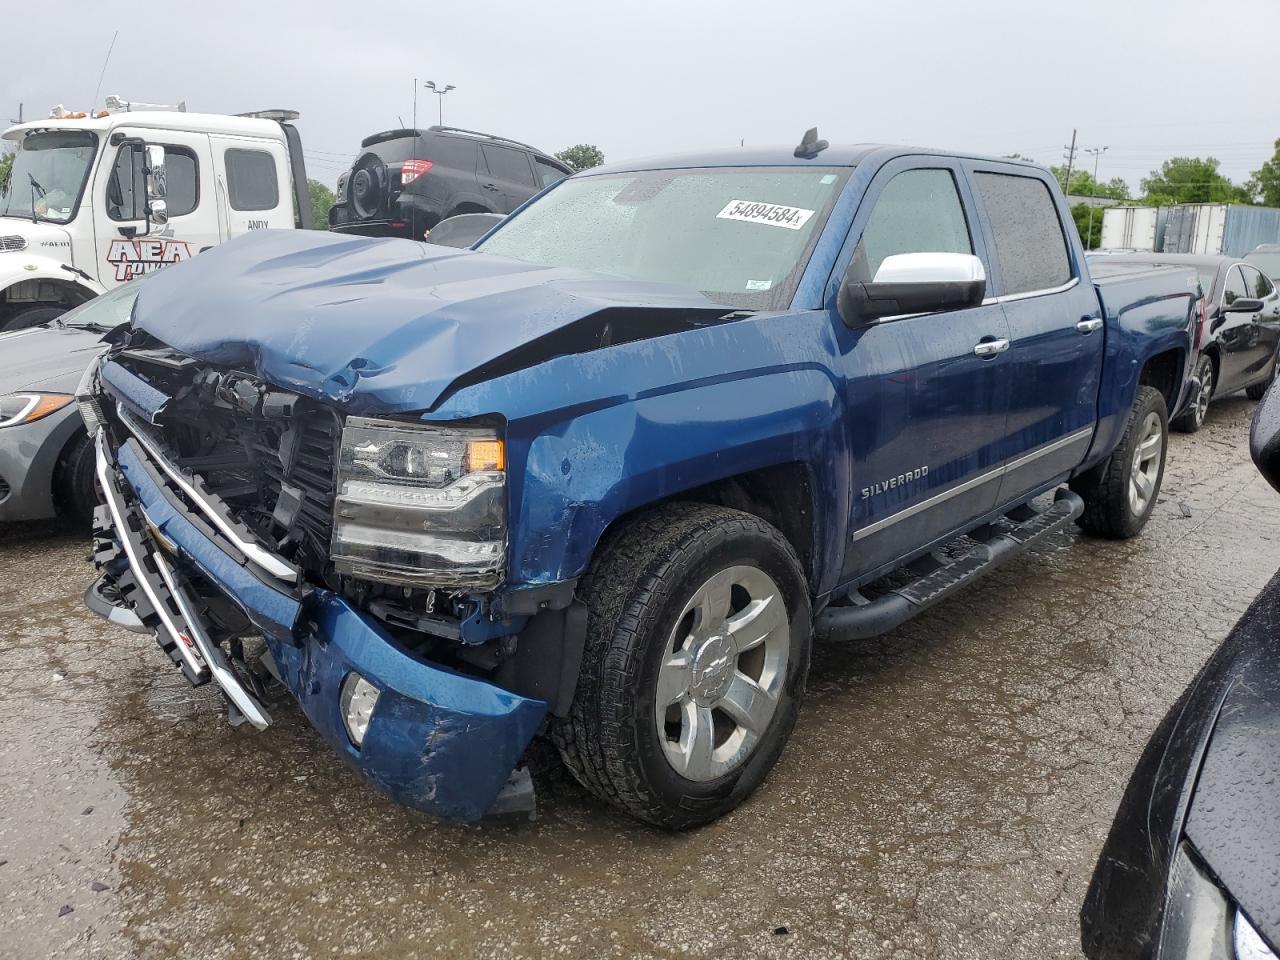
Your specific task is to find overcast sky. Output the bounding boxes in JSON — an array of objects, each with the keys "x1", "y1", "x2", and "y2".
[{"x1": 7, "y1": 0, "x2": 1278, "y2": 193}]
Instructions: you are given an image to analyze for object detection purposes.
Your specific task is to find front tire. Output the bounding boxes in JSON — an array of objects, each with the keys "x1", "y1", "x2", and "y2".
[
  {"x1": 1071, "y1": 385, "x2": 1168, "y2": 539},
  {"x1": 55, "y1": 433, "x2": 99, "y2": 526},
  {"x1": 1173, "y1": 354, "x2": 1213, "y2": 433},
  {"x1": 2, "y1": 304, "x2": 66, "y2": 332},
  {"x1": 551, "y1": 503, "x2": 811, "y2": 830}
]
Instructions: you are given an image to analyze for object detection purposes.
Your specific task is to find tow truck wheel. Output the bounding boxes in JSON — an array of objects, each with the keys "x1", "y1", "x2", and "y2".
[
  {"x1": 2, "y1": 304, "x2": 66, "y2": 332},
  {"x1": 552, "y1": 502, "x2": 811, "y2": 830},
  {"x1": 1072, "y1": 385, "x2": 1168, "y2": 539}
]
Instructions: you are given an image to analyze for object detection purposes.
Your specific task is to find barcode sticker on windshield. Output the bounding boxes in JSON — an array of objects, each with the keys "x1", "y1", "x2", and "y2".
[{"x1": 717, "y1": 200, "x2": 815, "y2": 231}]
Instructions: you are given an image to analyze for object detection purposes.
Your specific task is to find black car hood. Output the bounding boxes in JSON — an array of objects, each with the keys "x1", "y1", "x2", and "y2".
[
  {"x1": 1082, "y1": 571, "x2": 1280, "y2": 958},
  {"x1": 128, "y1": 229, "x2": 735, "y2": 415},
  {"x1": 0, "y1": 323, "x2": 106, "y2": 394},
  {"x1": 1185, "y1": 625, "x2": 1280, "y2": 948}
]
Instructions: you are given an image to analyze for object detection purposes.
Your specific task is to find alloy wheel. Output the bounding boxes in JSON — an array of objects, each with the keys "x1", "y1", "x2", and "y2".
[
  {"x1": 1128, "y1": 412, "x2": 1164, "y2": 516},
  {"x1": 654, "y1": 565, "x2": 789, "y2": 782}
]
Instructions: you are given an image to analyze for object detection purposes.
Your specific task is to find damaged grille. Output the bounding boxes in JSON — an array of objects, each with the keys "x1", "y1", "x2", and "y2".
[{"x1": 108, "y1": 348, "x2": 341, "y2": 577}]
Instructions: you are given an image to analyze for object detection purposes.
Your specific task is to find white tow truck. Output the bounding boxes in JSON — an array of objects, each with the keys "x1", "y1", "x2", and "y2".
[{"x1": 0, "y1": 96, "x2": 312, "y2": 330}]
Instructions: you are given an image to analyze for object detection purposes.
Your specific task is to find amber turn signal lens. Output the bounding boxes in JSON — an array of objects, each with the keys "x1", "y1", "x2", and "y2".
[{"x1": 465, "y1": 439, "x2": 505, "y2": 472}]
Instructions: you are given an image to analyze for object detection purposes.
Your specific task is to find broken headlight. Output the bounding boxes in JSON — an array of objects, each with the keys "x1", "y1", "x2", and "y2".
[{"x1": 331, "y1": 417, "x2": 506, "y2": 589}]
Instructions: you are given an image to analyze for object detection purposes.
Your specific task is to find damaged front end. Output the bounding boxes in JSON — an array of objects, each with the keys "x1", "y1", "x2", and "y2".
[{"x1": 81, "y1": 333, "x2": 556, "y2": 823}]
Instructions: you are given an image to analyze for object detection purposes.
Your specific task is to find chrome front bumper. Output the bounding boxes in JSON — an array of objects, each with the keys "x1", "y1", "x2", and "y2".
[{"x1": 92, "y1": 428, "x2": 272, "y2": 729}]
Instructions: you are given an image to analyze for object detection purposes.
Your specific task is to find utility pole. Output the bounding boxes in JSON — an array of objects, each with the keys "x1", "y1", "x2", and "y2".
[
  {"x1": 1083, "y1": 146, "x2": 1109, "y2": 250},
  {"x1": 1062, "y1": 129, "x2": 1078, "y2": 195},
  {"x1": 9, "y1": 103, "x2": 21, "y2": 124}
]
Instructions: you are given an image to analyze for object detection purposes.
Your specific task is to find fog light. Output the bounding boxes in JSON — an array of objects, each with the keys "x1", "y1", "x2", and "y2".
[{"x1": 340, "y1": 673, "x2": 380, "y2": 747}]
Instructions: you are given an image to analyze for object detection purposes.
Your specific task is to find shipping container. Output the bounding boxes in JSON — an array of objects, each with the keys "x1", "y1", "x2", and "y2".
[
  {"x1": 1101, "y1": 206, "x2": 1162, "y2": 252},
  {"x1": 1157, "y1": 203, "x2": 1280, "y2": 257}
]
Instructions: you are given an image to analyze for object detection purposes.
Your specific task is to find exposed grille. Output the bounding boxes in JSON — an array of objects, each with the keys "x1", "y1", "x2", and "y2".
[
  {"x1": 0, "y1": 235, "x2": 27, "y2": 252},
  {"x1": 242, "y1": 409, "x2": 342, "y2": 557},
  {"x1": 106, "y1": 350, "x2": 342, "y2": 576}
]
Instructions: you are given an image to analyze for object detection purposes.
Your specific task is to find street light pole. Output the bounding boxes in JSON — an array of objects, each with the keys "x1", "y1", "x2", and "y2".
[
  {"x1": 423, "y1": 81, "x2": 456, "y2": 126},
  {"x1": 1084, "y1": 146, "x2": 1109, "y2": 250}
]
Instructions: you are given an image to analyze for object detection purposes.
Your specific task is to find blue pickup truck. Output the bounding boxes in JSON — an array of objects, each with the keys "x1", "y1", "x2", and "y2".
[{"x1": 83, "y1": 137, "x2": 1200, "y2": 828}]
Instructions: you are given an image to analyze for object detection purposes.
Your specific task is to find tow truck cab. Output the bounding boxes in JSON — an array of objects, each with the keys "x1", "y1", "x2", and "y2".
[{"x1": 0, "y1": 97, "x2": 310, "y2": 331}]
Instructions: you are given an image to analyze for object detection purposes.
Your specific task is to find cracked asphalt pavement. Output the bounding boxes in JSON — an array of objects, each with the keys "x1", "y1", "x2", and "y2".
[{"x1": 3, "y1": 395, "x2": 1278, "y2": 960}]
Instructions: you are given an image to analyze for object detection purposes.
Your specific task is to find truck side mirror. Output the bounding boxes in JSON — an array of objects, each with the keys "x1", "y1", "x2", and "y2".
[
  {"x1": 115, "y1": 140, "x2": 167, "y2": 236},
  {"x1": 145, "y1": 145, "x2": 167, "y2": 226},
  {"x1": 1251, "y1": 380, "x2": 1280, "y2": 492},
  {"x1": 838, "y1": 252, "x2": 987, "y2": 327}
]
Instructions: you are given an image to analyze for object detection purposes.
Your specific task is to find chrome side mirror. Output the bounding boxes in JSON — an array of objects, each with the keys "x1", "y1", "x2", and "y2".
[
  {"x1": 838, "y1": 252, "x2": 987, "y2": 327},
  {"x1": 145, "y1": 145, "x2": 167, "y2": 227},
  {"x1": 145, "y1": 145, "x2": 166, "y2": 201}
]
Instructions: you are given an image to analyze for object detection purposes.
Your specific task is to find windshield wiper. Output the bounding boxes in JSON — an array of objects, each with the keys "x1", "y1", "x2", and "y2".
[{"x1": 27, "y1": 174, "x2": 45, "y2": 225}]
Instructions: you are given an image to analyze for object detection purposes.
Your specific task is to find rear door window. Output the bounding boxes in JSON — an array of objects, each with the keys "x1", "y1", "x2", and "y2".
[
  {"x1": 225, "y1": 148, "x2": 279, "y2": 211},
  {"x1": 850, "y1": 168, "x2": 973, "y2": 283},
  {"x1": 975, "y1": 172, "x2": 1072, "y2": 295},
  {"x1": 1241, "y1": 263, "x2": 1275, "y2": 299},
  {"x1": 1224, "y1": 266, "x2": 1250, "y2": 306},
  {"x1": 535, "y1": 158, "x2": 568, "y2": 188},
  {"x1": 482, "y1": 145, "x2": 535, "y2": 187}
]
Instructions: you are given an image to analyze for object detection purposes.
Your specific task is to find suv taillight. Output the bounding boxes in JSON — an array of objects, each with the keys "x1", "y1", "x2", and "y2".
[{"x1": 400, "y1": 159, "x2": 433, "y2": 185}]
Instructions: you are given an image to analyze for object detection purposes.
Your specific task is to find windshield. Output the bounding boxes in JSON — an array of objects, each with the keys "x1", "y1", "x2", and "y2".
[
  {"x1": 58, "y1": 276, "x2": 145, "y2": 330},
  {"x1": 1246, "y1": 252, "x2": 1280, "y2": 281},
  {"x1": 0, "y1": 130, "x2": 98, "y2": 224},
  {"x1": 476, "y1": 166, "x2": 850, "y2": 310}
]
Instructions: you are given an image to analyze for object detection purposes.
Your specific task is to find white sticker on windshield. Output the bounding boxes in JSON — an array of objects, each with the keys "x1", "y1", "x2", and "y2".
[
  {"x1": 745, "y1": 279, "x2": 773, "y2": 291},
  {"x1": 717, "y1": 199, "x2": 815, "y2": 231}
]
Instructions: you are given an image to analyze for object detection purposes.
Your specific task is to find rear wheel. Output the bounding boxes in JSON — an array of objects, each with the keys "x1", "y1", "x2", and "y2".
[
  {"x1": 2, "y1": 304, "x2": 66, "y2": 332},
  {"x1": 1247, "y1": 362, "x2": 1276, "y2": 401},
  {"x1": 551, "y1": 503, "x2": 811, "y2": 830},
  {"x1": 1071, "y1": 385, "x2": 1168, "y2": 539},
  {"x1": 1173, "y1": 354, "x2": 1213, "y2": 433}
]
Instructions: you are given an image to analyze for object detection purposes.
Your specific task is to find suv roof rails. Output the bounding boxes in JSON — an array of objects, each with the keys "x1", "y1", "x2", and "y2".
[{"x1": 427, "y1": 125, "x2": 541, "y2": 154}]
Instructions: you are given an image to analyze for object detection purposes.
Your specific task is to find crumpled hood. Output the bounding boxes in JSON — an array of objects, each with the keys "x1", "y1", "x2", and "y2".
[
  {"x1": 130, "y1": 229, "x2": 729, "y2": 414},
  {"x1": 0, "y1": 323, "x2": 104, "y2": 393}
]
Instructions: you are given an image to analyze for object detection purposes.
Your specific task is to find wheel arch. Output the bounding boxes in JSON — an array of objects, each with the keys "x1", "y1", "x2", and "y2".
[
  {"x1": 446, "y1": 200, "x2": 494, "y2": 219},
  {"x1": 589, "y1": 461, "x2": 820, "y2": 592},
  {"x1": 1, "y1": 274, "x2": 100, "y2": 329},
  {"x1": 1137, "y1": 346, "x2": 1186, "y2": 413}
]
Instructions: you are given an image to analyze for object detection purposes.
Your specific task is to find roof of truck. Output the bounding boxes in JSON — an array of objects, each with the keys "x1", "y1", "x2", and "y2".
[
  {"x1": 586, "y1": 144, "x2": 1047, "y2": 176},
  {"x1": 2, "y1": 111, "x2": 286, "y2": 143}
]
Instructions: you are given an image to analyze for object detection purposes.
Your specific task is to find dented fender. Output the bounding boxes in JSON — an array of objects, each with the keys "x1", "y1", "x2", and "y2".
[{"x1": 434, "y1": 308, "x2": 853, "y2": 597}]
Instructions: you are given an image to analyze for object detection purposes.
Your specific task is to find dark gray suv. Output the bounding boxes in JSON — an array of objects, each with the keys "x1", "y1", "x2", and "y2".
[{"x1": 329, "y1": 126, "x2": 571, "y2": 240}]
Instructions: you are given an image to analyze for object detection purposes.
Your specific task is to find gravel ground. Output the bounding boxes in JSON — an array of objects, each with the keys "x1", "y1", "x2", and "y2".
[{"x1": 2, "y1": 394, "x2": 1277, "y2": 960}]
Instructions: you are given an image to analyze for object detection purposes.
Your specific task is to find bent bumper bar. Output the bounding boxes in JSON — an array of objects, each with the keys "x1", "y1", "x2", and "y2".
[{"x1": 90, "y1": 428, "x2": 547, "y2": 821}]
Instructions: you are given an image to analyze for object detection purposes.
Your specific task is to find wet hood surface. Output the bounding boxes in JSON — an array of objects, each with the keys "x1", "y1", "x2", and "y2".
[
  {"x1": 0, "y1": 323, "x2": 105, "y2": 393},
  {"x1": 129, "y1": 230, "x2": 730, "y2": 415},
  {"x1": 1184, "y1": 599, "x2": 1280, "y2": 948}
]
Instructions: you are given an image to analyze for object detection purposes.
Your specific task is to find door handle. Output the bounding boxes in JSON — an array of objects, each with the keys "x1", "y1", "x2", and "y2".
[
  {"x1": 1076, "y1": 317, "x2": 1104, "y2": 334},
  {"x1": 973, "y1": 338, "x2": 1010, "y2": 358},
  {"x1": 482, "y1": 183, "x2": 499, "y2": 192}
]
